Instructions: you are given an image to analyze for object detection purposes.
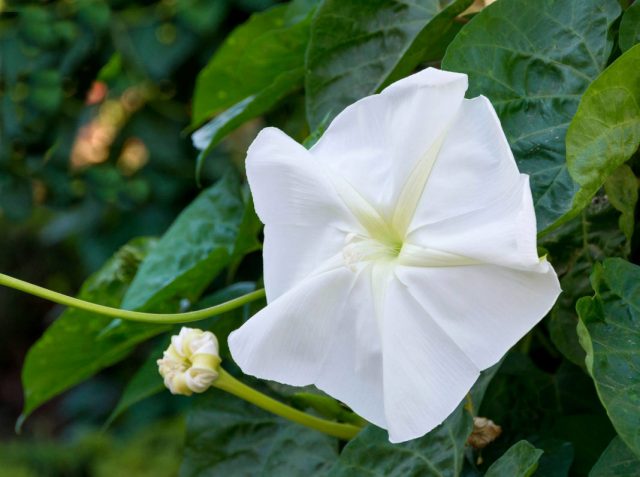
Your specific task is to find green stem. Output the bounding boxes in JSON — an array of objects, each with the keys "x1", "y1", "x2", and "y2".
[
  {"x1": 0, "y1": 273, "x2": 264, "y2": 324},
  {"x1": 214, "y1": 369, "x2": 362, "y2": 440}
]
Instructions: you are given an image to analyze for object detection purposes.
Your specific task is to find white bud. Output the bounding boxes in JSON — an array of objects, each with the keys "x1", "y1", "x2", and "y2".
[{"x1": 157, "y1": 327, "x2": 221, "y2": 396}]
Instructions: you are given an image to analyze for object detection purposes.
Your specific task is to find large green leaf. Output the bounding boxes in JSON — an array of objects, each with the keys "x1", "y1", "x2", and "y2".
[
  {"x1": 589, "y1": 437, "x2": 640, "y2": 477},
  {"x1": 577, "y1": 258, "x2": 640, "y2": 458},
  {"x1": 191, "y1": 1, "x2": 314, "y2": 127},
  {"x1": 305, "y1": 0, "x2": 473, "y2": 131},
  {"x1": 566, "y1": 44, "x2": 640, "y2": 217},
  {"x1": 20, "y1": 238, "x2": 169, "y2": 423},
  {"x1": 619, "y1": 1, "x2": 640, "y2": 52},
  {"x1": 326, "y1": 365, "x2": 500, "y2": 477},
  {"x1": 442, "y1": 0, "x2": 621, "y2": 232},
  {"x1": 180, "y1": 387, "x2": 338, "y2": 477},
  {"x1": 485, "y1": 441, "x2": 543, "y2": 477},
  {"x1": 122, "y1": 172, "x2": 248, "y2": 312}
]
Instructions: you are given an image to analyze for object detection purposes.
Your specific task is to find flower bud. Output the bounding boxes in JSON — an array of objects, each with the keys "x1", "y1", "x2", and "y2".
[{"x1": 157, "y1": 327, "x2": 221, "y2": 396}]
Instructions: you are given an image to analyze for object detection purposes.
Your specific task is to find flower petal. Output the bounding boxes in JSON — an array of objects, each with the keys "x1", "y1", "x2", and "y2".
[
  {"x1": 310, "y1": 68, "x2": 467, "y2": 217},
  {"x1": 395, "y1": 262, "x2": 561, "y2": 371},
  {"x1": 407, "y1": 96, "x2": 539, "y2": 268},
  {"x1": 381, "y1": 277, "x2": 479, "y2": 443},
  {"x1": 228, "y1": 267, "x2": 387, "y2": 427},
  {"x1": 246, "y1": 127, "x2": 356, "y2": 229},
  {"x1": 262, "y1": 224, "x2": 346, "y2": 301}
]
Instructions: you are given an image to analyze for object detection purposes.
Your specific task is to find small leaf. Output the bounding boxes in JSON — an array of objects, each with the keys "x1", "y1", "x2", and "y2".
[
  {"x1": 603, "y1": 164, "x2": 638, "y2": 249},
  {"x1": 20, "y1": 238, "x2": 169, "y2": 423},
  {"x1": 122, "y1": 172, "x2": 246, "y2": 312},
  {"x1": 305, "y1": 0, "x2": 473, "y2": 131},
  {"x1": 620, "y1": 1, "x2": 640, "y2": 52},
  {"x1": 566, "y1": 44, "x2": 640, "y2": 221},
  {"x1": 485, "y1": 441, "x2": 543, "y2": 477},
  {"x1": 442, "y1": 0, "x2": 622, "y2": 232},
  {"x1": 577, "y1": 258, "x2": 640, "y2": 458},
  {"x1": 180, "y1": 388, "x2": 338, "y2": 477},
  {"x1": 590, "y1": 436, "x2": 640, "y2": 477}
]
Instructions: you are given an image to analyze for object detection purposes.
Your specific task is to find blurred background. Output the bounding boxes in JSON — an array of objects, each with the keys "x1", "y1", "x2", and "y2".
[{"x1": 0, "y1": 1, "x2": 276, "y2": 474}]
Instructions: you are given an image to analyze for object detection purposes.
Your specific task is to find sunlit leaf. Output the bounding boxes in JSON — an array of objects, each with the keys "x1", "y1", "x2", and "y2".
[{"x1": 566, "y1": 45, "x2": 640, "y2": 222}]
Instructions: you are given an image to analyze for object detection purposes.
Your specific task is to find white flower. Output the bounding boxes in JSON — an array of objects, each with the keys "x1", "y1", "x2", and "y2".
[
  {"x1": 157, "y1": 327, "x2": 221, "y2": 396},
  {"x1": 228, "y1": 68, "x2": 561, "y2": 443}
]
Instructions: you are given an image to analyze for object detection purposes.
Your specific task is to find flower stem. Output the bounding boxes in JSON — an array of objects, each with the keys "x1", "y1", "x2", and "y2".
[
  {"x1": 0, "y1": 273, "x2": 264, "y2": 324},
  {"x1": 214, "y1": 369, "x2": 362, "y2": 440}
]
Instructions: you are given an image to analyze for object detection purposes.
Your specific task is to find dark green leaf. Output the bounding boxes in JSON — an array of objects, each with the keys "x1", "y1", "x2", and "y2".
[
  {"x1": 533, "y1": 439, "x2": 574, "y2": 477},
  {"x1": 191, "y1": 2, "x2": 314, "y2": 126},
  {"x1": 180, "y1": 388, "x2": 338, "y2": 477},
  {"x1": 104, "y1": 340, "x2": 167, "y2": 428},
  {"x1": 20, "y1": 238, "x2": 169, "y2": 423},
  {"x1": 620, "y1": 1, "x2": 640, "y2": 52},
  {"x1": 327, "y1": 405, "x2": 471, "y2": 477},
  {"x1": 122, "y1": 172, "x2": 246, "y2": 312},
  {"x1": 485, "y1": 441, "x2": 543, "y2": 477},
  {"x1": 442, "y1": 0, "x2": 621, "y2": 232},
  {"x1": 566, "y1": 44, "x2": 640, "y2": 220},
  {"x1": 326, "y1": 366, "x2": 499, "y2": 477},
  {"x1": 305, "y1": 0, "x2": 472, "y2": 131},
  {"x1": 543, "y1": 197, "x2": 627, "y2": 365},
  {"x1": 589, "y1": 436, "x2": 640, "y2": 477},
  {"x1": 577, "y1": 258, "x2": 640, "y2": 458}
]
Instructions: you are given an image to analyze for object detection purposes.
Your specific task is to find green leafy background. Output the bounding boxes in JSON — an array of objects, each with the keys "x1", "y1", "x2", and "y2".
[{"x1": 1, "y1": 0, "x2": 639, "y2": 475}]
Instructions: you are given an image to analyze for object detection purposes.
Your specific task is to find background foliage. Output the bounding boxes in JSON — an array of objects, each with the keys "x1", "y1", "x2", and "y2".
[{"x1": 1, "y1": 0, "x2": 639, "y2": 475}]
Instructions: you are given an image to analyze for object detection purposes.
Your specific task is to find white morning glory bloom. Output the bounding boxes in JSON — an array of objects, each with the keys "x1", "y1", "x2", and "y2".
[{"x1": 228, "y1": 68, "x2": 561, "y2": 443}]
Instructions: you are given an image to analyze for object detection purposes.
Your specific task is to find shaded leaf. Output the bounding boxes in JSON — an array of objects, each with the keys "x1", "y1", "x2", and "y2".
[
  {"x1": 20, "y1": 238, "x2": 169, "y2": 423},
  {"x1": 122, "y1": 172, "x2": 246, "y2": 312},
  {"x1": 305, "y1": 0, "x2": 473, "y2": 130},
  {"x1": 543, "y1": 196, "x2": 627, "y2": 365},
  {"x1": 326, "y1": 366, "x2": 500, "y2": 477},
  {"x1": 589, "y1": 436, "x2": 640, "y2": 477},
  {"x1": 604, "y1": 164, "x2": 638, "y2": 248},
  {"x1": 327, "y1": 405, "x2": 472, "y2": 477},
  {"x1": 577, "y1": 258, "x2": 640, "y2": 458},
  {"x1": 442, "y1": 0, "x2": 621, "y2": 232},
  {"x1": 180, "y1": 388, "x2": 338, "y2": 477},
  {"x1": 619, "y1": 1, "x2": 640, "y2": 52},
  {"x1": 104, "y1": 339, "x2": 167, "y2": 428},
  {"x1": 485, "y1": 440, "x2": 542, "y2": 477},
  {"x1": 566, "y1": 44, "x2": 640, "y2": 220}
]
